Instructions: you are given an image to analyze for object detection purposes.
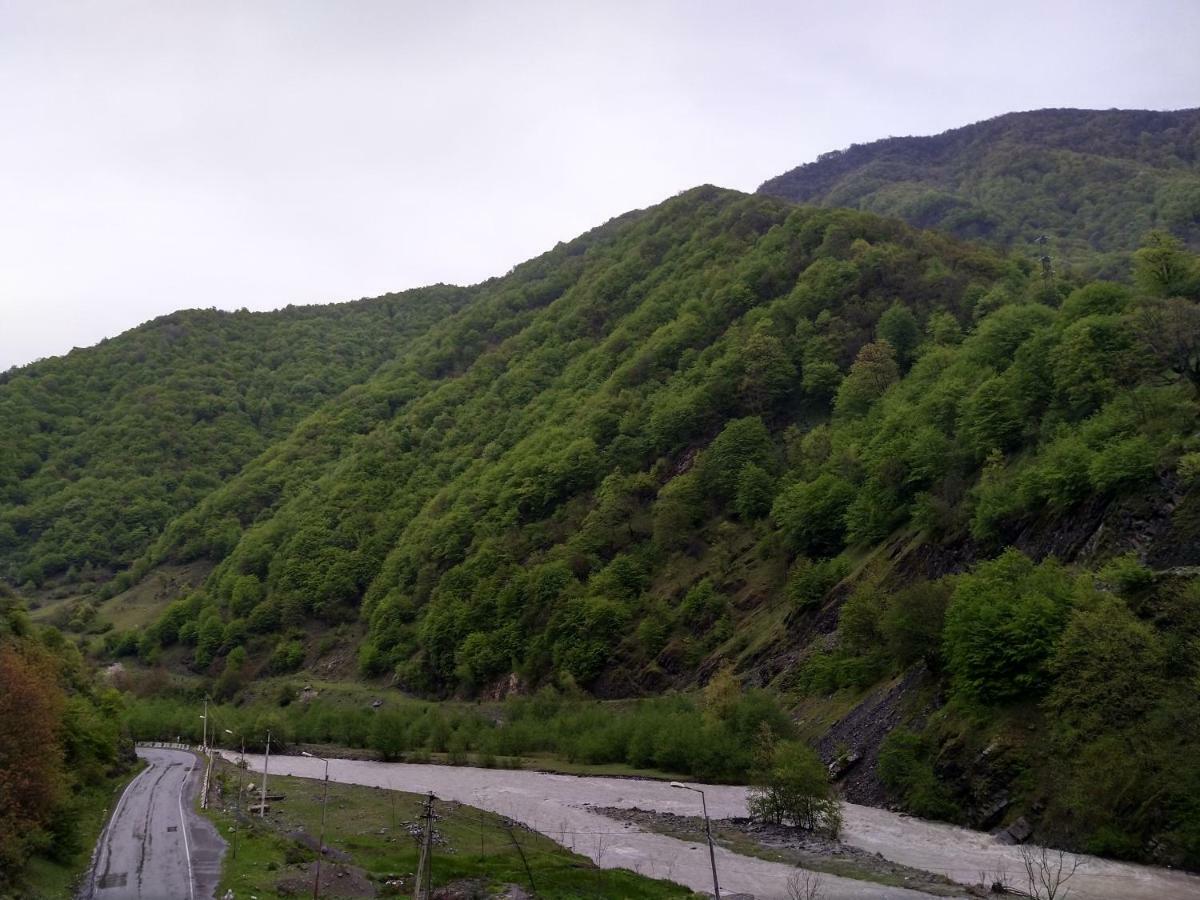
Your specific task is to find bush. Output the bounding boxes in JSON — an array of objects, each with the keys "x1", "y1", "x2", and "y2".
[
  {"x1": 772, "y1": 474, "x2": 856, "y2": 556},
  {"x1": 735, "y1": 464, "x2": 776, "y2": 520},
  {"x1": 878, "y1": 730, "x2": 958, "y2": 820},
  {"x1": 879, "y1": 580, "x2": 952, "y2": 670},
  {"x1": 787, "y1": 557, "x2": 848, "y2": 609},
  {"x1": 748, "y1": 740, "x2": 842, "y2": 837},
  {"x1": 837, "y1": 588, "x2": 885, "y2": 656},
  {"x1": 943, "y1": 550, "x2": 1080, "y2": 704},
  {"x1": 653, "y1": 472, "x2": 704, "y2": 551},
  {"x1": 268, "y1": 639, "x2": 305, "y2": 674},
  {"x1": 697, "y1": 417, "x2": 775, "y2": 506},
  {"x1": 1046, "y1": 598, "x2": 1166, "y2": 738},
  {"x1": 369, "y1": 711, "x2": 411, "y2": 761},
  {"x1": 1097, "y1": 553, "x2": 1155, "y2": 595},
  {"x1": 1177, "y1": 452, "x2": 1200, "y2": 484},
  {"x1": 1089, "y1": 436, "x2": 1156, "y2": 494}
]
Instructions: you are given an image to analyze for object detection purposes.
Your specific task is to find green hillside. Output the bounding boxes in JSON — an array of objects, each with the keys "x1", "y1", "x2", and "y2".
[
  {"x1": 101, "y1": 183, "x2": 1200, "y2": 867},
  {"x1": 0, "y1": 287, "x2": 467, "y2": 586},
  {"x1": 114, "y1": 188, "x2": 1008, "y2": 685},
  {"x1": 758, "y1": 108, "x2": 1200, "y2": 275},
  {"x1": 3, "y1": 131, "x2": 1200, "y2": 871}
]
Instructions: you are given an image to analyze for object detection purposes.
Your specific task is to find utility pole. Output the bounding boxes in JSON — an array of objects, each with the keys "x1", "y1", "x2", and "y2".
[
  {"x1": 223, "y1": 734, "x2": 246, "y2": 859},
  {"x1": 301, "y1": 752, "x2": 330, "y2": 900},
  {"x1": 201, "y1": 698, "x2": 208, "y2": 753},
  {"x1": 414, "y1": 792, "x2": 435, "y2": 900},
  {"x1": 260, "y1": 730, "x2": 271, "y2": 818}
]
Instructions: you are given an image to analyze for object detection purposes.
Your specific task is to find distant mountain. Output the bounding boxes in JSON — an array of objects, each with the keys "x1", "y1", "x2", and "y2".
[{"x1": 759, "y1": 108, "x2": 1200, "y2": 274}]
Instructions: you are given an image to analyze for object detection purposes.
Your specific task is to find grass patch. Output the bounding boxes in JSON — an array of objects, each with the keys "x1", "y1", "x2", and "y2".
[
  {"x1": 101, "y1": 562, "x2": 213, "y2": 632},
  {"x1": 204, "y1": 758, "x2": 697, "y2": 899}
]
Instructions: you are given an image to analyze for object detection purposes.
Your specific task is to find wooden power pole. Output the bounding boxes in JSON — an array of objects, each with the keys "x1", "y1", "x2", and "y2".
[{"x1": 414, "y1": 792, "x2": 435, "y2": 900}]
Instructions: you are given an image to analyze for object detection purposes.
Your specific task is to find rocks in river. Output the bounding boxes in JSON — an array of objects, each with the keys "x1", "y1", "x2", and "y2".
[
  {"x1": 995, "y1": 816, "x2": 1033, "y2": 845},
  {"x1": 827, "y1": 749, "x2": 862, "y2": 780},
  {"x1": 975, "y1": 791, "x2": 1012, "y2": 829}
]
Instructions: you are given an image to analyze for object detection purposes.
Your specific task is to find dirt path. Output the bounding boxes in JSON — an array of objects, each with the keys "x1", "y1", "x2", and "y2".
[{"x1": 224, "y1": 753, "x2": 1200, "y2": 900}]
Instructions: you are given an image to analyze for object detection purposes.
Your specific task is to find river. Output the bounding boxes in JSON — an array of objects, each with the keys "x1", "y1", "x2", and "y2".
[{"x1": 222, "y1": 752, "x2": 1200, "y2": 900}]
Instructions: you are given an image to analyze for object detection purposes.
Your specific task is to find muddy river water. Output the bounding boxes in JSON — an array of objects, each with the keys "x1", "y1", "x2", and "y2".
[{"x1": 223, "y1": 752, "x2": 1200, "y2": 899}]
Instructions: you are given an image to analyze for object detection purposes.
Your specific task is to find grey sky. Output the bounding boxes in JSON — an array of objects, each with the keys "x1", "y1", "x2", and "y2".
[{"x1": 1, "y1": 1, "x2": 1197, "y2": 370}]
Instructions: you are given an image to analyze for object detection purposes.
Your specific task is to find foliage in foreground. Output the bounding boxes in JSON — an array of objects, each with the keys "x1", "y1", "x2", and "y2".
[{"x1": 0, "y1": 587, "x2": 129, "y2": 895}]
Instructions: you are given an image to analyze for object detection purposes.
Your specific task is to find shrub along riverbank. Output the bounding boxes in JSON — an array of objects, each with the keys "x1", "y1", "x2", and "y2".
[{"x1": 126, "y1": 673, "x2": 790, "y2": 784}]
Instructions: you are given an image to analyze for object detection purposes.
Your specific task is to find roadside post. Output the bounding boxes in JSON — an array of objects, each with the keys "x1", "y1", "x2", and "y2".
[
  {"x1": 301, "y1": 751, "x2": 331, "y2": 900},
  {"x1": 223, "y1": 729, "x2": 246, "y2": 859},
  {"x1": 260, "y1": 729, "x2": 271, "y2": 818}
]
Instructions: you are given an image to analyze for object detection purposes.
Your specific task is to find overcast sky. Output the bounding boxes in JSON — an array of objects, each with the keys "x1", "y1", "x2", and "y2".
[{"x1": 1, "y1": 1, "x2": 1198, "y2": 369}]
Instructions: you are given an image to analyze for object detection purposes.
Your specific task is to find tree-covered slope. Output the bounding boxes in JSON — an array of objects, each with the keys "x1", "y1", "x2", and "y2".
[
  {"x1": 5, "y1": 174, "x2": 1200, "y2": 867},
  {"x1": 90, "y1": 184, "x2": 1200, "y2": 867},
  {"x1": 0, "y1": 287, "x2": 468, "y2": 586},
  {"x1": 758, "y1": 108, "x2": 1200, "y2": 274},
  {"x1": 116, "y1": 187, "x2": 1009, "y2": 682}
]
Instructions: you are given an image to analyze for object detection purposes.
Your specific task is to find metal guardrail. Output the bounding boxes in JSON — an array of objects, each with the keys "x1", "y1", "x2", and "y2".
[
  {"x1": 133, "y1": 743, "x2": 213, "y2": 807},
  {"x1": 200, "y1": 753, "x2": 213, "y2": 809}
]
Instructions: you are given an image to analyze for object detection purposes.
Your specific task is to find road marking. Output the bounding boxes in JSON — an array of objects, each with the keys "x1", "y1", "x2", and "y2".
[
  {"x1": 177, "y1": 753, "x2": 196, "y2": 900},
  {"x1": 85, "y1": 754, "x2": 155, "y2": 899}
]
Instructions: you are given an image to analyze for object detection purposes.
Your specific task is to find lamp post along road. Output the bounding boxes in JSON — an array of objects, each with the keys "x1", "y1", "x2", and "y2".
[
  {"x1": 224, "y1": 729, "x2": 246, "y2": 859},
  {"x1": 200, "y1": 699, "x2": 208, "y2": 753},
  {"x1": 671, "y1": 781, "x2": 720, "y2": 899},
  {"x1": 302, "y1": 751, "x2": 330, "y2": 900}
]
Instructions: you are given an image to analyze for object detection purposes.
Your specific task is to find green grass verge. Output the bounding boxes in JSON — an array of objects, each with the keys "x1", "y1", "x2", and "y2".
[{"x1": 203, "y1": 758, "x2": 697, "y2": 899}]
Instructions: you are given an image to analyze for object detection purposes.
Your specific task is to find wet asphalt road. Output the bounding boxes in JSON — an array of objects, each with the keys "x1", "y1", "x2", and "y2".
[{"x1": 81, "y1": 747, "x2": 225, "y2": 900}]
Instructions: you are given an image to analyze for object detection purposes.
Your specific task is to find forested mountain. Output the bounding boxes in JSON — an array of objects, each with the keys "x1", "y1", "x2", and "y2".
[
  {"x1": 101, "y1": 183, "x2": 1199, "y2": 866},
  {"x1": 117, "y1": 187, "x2": 1010, "y2": 688},
  {"x1": 0, "y1": 287, "x2": 468, "y2": 586},
  {"x1": 758, "y1": 108, "x2": 1200, "y2": 275},
  {"x1": 3, "y1": 112, "x2": 1200, "y2": 871}
]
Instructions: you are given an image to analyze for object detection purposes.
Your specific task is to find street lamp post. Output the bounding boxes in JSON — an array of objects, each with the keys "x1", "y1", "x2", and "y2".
[
  {"x1": 301, "y1": 751, "x2": 330, "y2": 900},
  {"x1": 224, "y1": 729, "x2": 246, "y2": 859},
  {"x1": 671, "y1": 781, "x2": 720, "y2": 899},
  {"x1": 200, "y1": 699, "x2": 208, "y2": 753}
]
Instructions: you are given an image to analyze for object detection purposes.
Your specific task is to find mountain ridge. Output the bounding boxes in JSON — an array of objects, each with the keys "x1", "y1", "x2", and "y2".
[{"x1": 758, "y1": 106, "x2": 1200, "y2": 273}]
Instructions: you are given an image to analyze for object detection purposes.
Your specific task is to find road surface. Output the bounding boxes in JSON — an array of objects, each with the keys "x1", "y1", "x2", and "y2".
[
  {"x1": 81, "y1": 747, "x2": 225, "y2": 900},
  {"x1": 226, "y1": 752, "x2": 1200, "y2": 900}
]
